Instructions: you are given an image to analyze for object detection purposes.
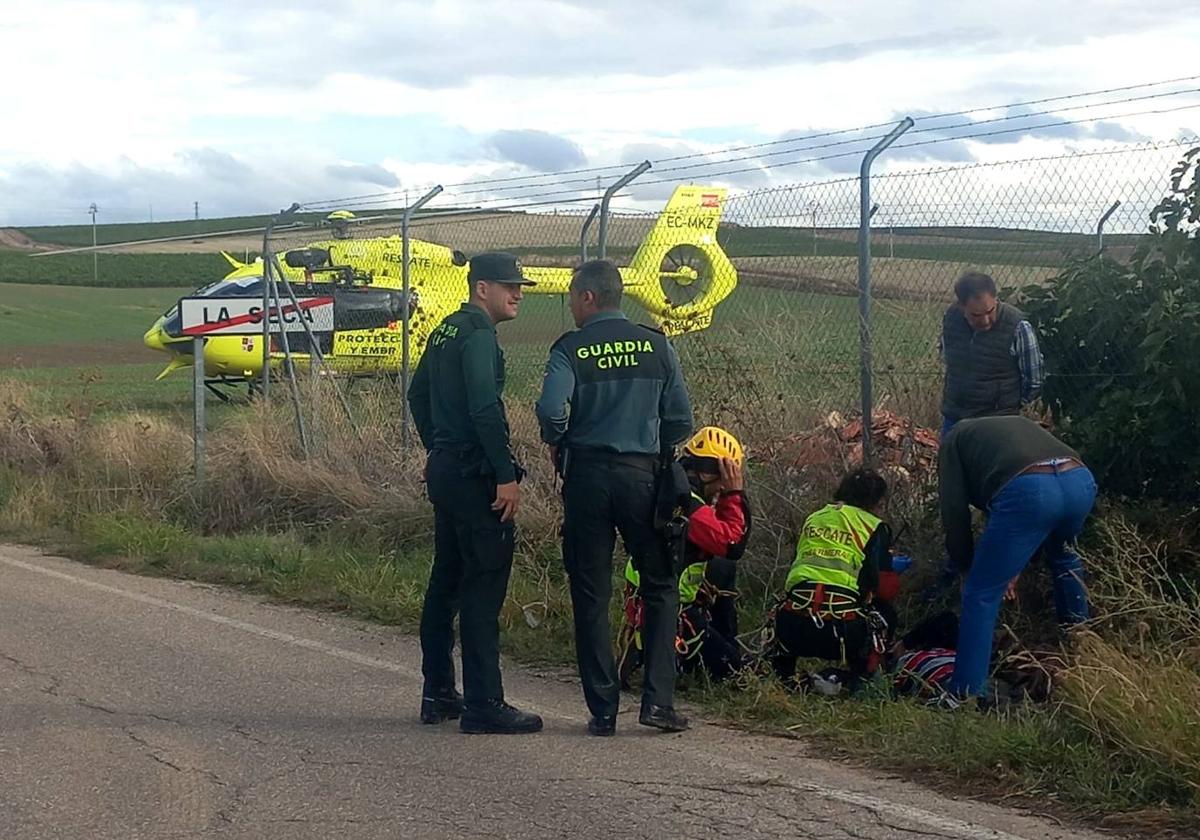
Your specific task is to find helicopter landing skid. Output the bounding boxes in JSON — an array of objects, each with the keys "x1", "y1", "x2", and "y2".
[{"x1": 204, "y1": 376, "x2": 253, "y2": 403}]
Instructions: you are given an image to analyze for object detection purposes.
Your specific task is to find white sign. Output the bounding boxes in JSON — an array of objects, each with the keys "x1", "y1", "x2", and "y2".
[{"x1": 179, "y1": 296, "x2": 335, "y2": 336}]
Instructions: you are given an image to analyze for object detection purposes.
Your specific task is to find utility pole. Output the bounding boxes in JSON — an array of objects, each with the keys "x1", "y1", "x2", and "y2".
[
  {"x1": 194, "y1": 201, "x2": 199, "y2": 221},
  {"x1": 88, "y1": 203, "x2": 98, "y2": 283}
]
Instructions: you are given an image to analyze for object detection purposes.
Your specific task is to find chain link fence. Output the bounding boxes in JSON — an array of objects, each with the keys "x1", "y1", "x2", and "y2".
[{"x1": 257, "y1": 139, "x2": 1197, "y2": 469}]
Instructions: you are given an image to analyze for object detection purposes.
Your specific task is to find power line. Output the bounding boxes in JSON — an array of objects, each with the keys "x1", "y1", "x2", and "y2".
[
  {"x1": 474, "y1": 87, "x2": 1199, "y2": 194},
  {"x1": 391, "y1": 100, "x2": 1200, "y2": 208},
  {"x1": 311, "y1": 86, "x2": 1195, "y2": 209},
  {"x1": 625, "y1": 101, "x2": 1200, "y2": 190},
  {"x1": 300, "y1": 74, "x2": 1200, "y2": 210},
  {"x1": 295, "y1": 114, "x2": 1200, "y2": 221}
]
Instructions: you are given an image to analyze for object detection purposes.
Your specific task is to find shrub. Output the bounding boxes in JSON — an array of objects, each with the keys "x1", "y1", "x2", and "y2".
[{"x1": 1019, "y1": 147, "x2": 1200, "y2": 500}]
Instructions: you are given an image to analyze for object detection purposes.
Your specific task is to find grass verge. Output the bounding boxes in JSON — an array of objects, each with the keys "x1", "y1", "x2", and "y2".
[{"x1": 1, "y1": 376, "x2": 1197, "y2": 837}]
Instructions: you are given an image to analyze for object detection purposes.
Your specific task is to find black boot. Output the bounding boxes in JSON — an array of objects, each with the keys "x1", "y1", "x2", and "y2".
[
  {"x1": 587, "y1": 715, "x2": 617, "y2": 737},
  {"x1": 639, "y1": 704, "x2": 690, "y2": 732},
  {"x1": 460, "y1": 699, "x2": 543, "y2": 734},
  {"x1": 420, "y1": 687, "x2": 463, "y2": 725}
]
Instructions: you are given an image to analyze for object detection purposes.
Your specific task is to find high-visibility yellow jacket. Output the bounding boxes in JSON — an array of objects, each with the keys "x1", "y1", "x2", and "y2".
[{"x1": 785, "y1": 503, "x2": 882, "y2": 594}]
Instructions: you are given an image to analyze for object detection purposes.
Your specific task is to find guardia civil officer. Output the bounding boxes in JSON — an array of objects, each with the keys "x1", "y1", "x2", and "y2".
[
  {"x1": 535, "y1": 258, "x2": 694, "y2": 736},
  {"x1": 407, "y1": 251, "x2": 542, "y2": 735}
]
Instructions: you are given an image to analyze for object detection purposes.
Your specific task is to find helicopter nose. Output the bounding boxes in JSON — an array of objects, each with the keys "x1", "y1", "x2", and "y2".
[{"x1": 143, "y1": 321, "x2": 168, "y2": 353}]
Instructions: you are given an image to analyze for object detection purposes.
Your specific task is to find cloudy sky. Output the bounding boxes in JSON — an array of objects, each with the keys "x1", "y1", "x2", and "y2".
[{"x1": 1, "y1": 0, "x2": 1198, "y2": 226}]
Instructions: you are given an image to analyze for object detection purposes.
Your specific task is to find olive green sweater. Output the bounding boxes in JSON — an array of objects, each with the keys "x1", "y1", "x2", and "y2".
[{"x1": 939, "y1": 416, "x2": 1081, "y2": 569}]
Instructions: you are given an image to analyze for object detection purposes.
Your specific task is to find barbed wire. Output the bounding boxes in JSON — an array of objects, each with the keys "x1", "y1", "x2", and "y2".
[
  {"x1": 309, "y1": 104, "x2": 1200, "y2": 216},
  {"x1": 300, "y1": 74, "x2": 1200, "y2": 210}
]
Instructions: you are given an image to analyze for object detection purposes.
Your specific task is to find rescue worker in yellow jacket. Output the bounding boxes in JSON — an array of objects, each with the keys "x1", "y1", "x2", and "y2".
[
  {"x1": 620, "y1": 427, "x2": 751, "y2": 684},
  {"x1": 770, "y1": 468, "x2": 894, "y2": 685}
]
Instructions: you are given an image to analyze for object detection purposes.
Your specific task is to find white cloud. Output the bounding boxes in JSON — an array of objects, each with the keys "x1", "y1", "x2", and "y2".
[{"x1": 0, "y1": 1, "x2": 1198, "y2": 224}]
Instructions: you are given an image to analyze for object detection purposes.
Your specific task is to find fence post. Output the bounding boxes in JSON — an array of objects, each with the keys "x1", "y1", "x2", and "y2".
[
  {"x1": 401, "y1": 185, "x2": 444, "y2": 448},
  {"x1": 269, "y1": 252, "x2": 358, "y2": 438},
  {"x1": 260, "y1": 203, "x2": 301, "y2": 400},
  {"x1": 580, "y1": 203, "x2": 600, "y2": 262},
  {"x1": 858, "y1": 118, "x2": 913, "y2": 465},
  {"x1": 265, "y1": 266, "x2": 311, "y2": 458},
  {"x1": 598, "y1": 161, "x2": 651, "y2": 259},
  {"x1": 192, "y1": 336, "x2": 205, "y2": 486},
  {"x1": 1097, "y1": 200, "x2": 1121, "y2": 254}
]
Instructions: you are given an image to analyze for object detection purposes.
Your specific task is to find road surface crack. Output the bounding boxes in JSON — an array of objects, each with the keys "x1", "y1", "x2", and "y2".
[
  {"x1": 122, "y1": 727, "x2": 229, "y2": 791},
  {"x1": 229, "y1": 723, "x2": 270, "y2": 746},
  {"x1": 869, "y1": 809, "x2": 964, "y2": 840},
  {"x1": 75, "y1": 698, "x2": 185, "y2": 725},
  {"x1": 0, "y1": 651, "x2": 63, "y2": 696}
]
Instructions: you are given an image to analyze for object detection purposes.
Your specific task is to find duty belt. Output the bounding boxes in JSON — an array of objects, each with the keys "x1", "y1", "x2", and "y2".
[{"x1": 566, "y1": 449, "x2": 657, "y2": 472}]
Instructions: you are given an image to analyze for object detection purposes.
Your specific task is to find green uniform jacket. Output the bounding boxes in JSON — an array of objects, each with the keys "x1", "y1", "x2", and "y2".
[
  {"x1": 407, "y1": 303, "x2": 516, "y2": 484},
  {"x1": 535, "y1": 310, "x2": 692, "y2": 455}
]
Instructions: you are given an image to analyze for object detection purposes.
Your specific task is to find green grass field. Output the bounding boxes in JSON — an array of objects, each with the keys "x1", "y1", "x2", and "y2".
[
  {"x1": 0, "y1": 280, "x2": 940, "y2": 419},
  {"x1": 0, "y1": 249, "x2": 233, "y2": 288},
  {"x1": 0, "y1": 284, "x2": 187, "y2": 346},
  {"x1": 0, "y1": 209, "x2": 1149, "y2": 291}
]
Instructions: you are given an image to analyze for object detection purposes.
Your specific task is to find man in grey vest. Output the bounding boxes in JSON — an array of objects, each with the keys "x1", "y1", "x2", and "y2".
[
  {"x1": 940, "y1": 272, "x2": 1044, "y2": 438},
  {"x1": 536, "y1": 259, "x2": 693, "y2": 736}
]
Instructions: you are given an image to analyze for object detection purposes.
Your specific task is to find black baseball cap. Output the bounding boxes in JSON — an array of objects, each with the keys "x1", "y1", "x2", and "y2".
[{"x1": 467, "y1": 251, "x2": 536, "y2": 286}]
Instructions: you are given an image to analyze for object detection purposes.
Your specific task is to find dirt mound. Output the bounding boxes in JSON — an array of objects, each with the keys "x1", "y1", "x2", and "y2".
[
  {"x1": 0, "y1": 228, "x2": 64, "y2": 252},
  {"x1": 770, "y1": 409, "x2": 940, "y2": 479}
]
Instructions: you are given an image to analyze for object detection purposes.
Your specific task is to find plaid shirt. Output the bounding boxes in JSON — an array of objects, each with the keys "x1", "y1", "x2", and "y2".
[{"x1": 1011, "y1": 319, "x2": 1044, "y2": 402}]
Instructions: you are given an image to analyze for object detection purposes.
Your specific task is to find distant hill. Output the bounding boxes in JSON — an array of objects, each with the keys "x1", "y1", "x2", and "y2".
[{"x1": 14, "y1": 207, "x2": 488, "y2": 249}]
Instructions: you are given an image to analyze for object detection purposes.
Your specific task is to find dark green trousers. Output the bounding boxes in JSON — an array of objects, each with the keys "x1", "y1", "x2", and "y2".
[
  {"x1": 420, "y1": 449, "x2": 514, "y2": 705},
  {"x1": 562, "y1": 455, "x2": 677, "y2": 718}
]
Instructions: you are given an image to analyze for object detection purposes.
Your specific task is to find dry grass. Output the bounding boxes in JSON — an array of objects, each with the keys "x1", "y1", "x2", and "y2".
[
  {"x1": 733, "y1": 255, "x2": 1061, "y2": 301},
  {"x1": 1061, "y1": 632, "x2": 1200, "y2": 797},
  {"x1": 1, "y1": 367, "x2": 1198, "y2": 826},
  {"x1": 0, "y1": 379, "x2": 79, "y2": 470}
]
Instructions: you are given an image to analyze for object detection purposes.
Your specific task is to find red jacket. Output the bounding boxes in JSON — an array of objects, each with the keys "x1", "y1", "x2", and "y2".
[{"x1": 687, "y1": 491, "x2": 749, "y2": 559}]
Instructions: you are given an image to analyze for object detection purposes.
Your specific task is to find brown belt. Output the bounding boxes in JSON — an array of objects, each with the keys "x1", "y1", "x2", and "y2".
[{"x1": 1021, "y1": 458, "x2": 1083, "y2": 475}]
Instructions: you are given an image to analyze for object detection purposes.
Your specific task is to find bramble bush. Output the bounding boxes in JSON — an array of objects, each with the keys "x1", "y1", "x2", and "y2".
[{"x1": 1019, "y1": 147, "x2": 1200, "y2": 501}]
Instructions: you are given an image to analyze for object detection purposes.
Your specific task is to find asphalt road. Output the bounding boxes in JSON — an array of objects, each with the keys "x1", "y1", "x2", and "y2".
[{"x1": 0, "y1": 545, "x2": 1105, "y2": 840}]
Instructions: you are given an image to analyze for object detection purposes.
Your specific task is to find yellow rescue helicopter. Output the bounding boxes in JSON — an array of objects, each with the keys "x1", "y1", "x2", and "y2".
[{"x1": 143, "y1": 185, "x2": 738, "y2": 386}]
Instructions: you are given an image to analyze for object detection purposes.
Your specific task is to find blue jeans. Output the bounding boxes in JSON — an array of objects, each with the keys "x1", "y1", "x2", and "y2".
[{"x1": 950, "y1": 466, "x2": 1097, "y2": 697}]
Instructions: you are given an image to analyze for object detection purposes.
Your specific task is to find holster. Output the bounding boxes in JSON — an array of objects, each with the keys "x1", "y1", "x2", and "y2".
[
  {"x1": 663, "y1": 514, "x2": 689, "y2": 576},
  {"x1": 553, "y1": 446, "x2": 571, "y2": 482}
]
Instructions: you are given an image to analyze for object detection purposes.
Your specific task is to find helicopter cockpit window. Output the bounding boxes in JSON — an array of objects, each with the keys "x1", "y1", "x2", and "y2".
[{"x1": 192, "y1": 275, "x2": 265, "y2": 298}]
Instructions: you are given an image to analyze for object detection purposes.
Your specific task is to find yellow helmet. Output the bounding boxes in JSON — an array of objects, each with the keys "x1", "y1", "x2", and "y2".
[
  {"x1": 326, "y1": 209, "x2": 355, "y2": 239},
  {"x1": 683, "y1": 426, "x2": 744, "y2": 467}
]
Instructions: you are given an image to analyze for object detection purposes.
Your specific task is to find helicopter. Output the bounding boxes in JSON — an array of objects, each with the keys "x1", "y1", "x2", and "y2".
[{"x1": 142, "y1": 184, "x2": 739, "y2": 389}]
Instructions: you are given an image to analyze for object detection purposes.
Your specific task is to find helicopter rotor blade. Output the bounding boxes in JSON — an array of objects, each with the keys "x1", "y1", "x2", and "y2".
[
  {"x1": 28, "y1": 192, "x2": 634, "y2": 257},
  {"x1": 26, "y1": 222, "x2": 311, "y2": 257}
]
